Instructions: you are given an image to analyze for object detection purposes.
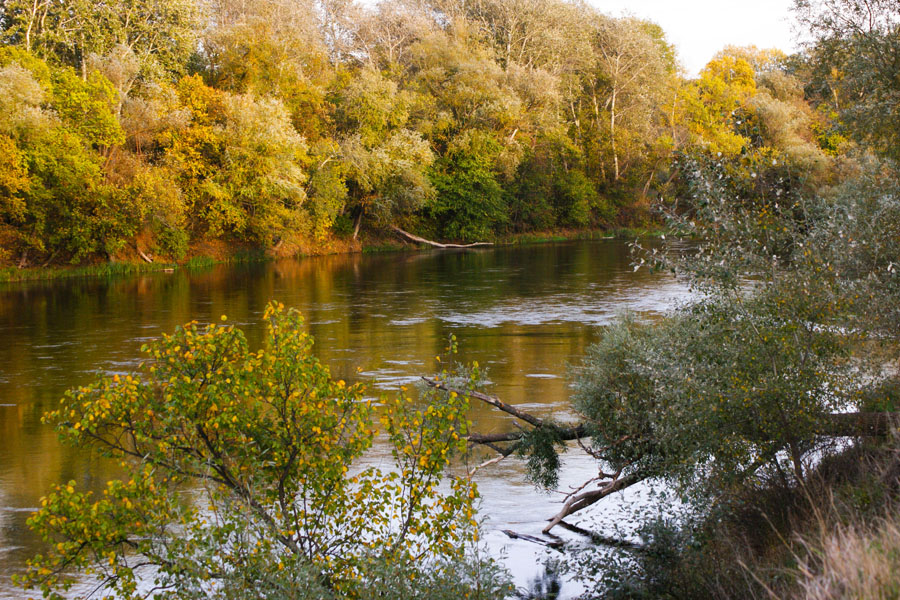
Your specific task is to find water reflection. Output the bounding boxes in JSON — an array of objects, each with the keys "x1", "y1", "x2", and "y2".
[{"x1": 0, "y1": 240, "x2": 689, "y2": 597}]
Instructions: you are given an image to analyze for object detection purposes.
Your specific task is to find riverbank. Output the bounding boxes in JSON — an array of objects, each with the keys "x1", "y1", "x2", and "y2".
[
  {"x1": 0, "y1": 226, "x2": 666, "y2": 284},
  {"x1": 603, "y1": 436, "x2": 900, "y2": 599}
]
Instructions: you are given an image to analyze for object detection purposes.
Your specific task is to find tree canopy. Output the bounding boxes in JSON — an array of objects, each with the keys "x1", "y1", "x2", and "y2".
[{"x1": 0, "y1": 0, "x2": 857, "y2": 265}]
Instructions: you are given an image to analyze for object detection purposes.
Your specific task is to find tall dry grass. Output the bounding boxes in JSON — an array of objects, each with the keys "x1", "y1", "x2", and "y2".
[{"x1": 792, "y1": 514, "x2": 900, "y2": 600}]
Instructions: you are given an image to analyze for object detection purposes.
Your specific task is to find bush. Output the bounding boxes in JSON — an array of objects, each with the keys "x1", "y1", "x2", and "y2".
[{"x1": 17, "y1": 303, "x2": 510, "y2": 600}]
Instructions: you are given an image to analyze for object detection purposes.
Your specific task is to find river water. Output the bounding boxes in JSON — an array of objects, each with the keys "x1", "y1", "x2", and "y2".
[{"x1": 0, "y1": 239, "x2": 690, "y2": 598}]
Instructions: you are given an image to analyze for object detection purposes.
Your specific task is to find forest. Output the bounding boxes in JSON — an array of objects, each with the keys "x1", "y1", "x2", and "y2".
[{"x1": 0, "y1": 0, "x2": 870, "y2": 268}]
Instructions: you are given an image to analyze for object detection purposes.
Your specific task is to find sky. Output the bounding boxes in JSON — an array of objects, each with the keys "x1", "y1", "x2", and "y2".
[{"x1": 591, "y1": 0, "x2": 800, "y2": 75}]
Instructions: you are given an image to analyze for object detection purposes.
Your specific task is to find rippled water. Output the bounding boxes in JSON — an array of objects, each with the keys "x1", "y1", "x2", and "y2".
[{"x1": 0, "y1": 239, "x2": 690, "y2": 598}]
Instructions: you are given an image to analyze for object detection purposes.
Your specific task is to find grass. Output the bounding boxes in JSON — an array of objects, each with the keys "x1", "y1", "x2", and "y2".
[
  {"x1": 361, "y1": 241, "x2": 408, "y2": 254},
  {"x1": 793, "y1": 513, "x2": 900, "y2": 600},
  {"x1": 182, "y1": 255, "x2": 217, "y2": 270},
  {"x1": 0, "y1": 260, "x2": 179, "y2": 284}
]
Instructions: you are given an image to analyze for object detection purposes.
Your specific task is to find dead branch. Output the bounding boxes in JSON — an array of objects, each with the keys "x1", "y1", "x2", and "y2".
[
  {"x1": 501, "y1": 529, "x2": 564, "y2": 551},
  {"x1": 544, "y1": 472, "x2": 646, "y2": 534},
  {"x1": 137, "y1": 248, "x2": 154, "y2": 264},
  {"x1": 468, "y1": 454, "x2": 508, "y2": 476},
  {"x1": 423, "y1": 378, "x2": 545, "y2": 427},
  {"x1": 556, "y1": 520, "x2": 646, "y2": 552},
  {"x1": 392, "y1": 226, "x2": 493, "y2": 249},
  {"x1": 432, "y1": 376, "x2": 900, "y2": 531}
]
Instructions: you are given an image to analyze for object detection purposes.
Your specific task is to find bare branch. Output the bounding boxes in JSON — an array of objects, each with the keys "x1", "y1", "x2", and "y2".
[{"x1": 543, "y1": 472, "x2": 646, "y2": 534}]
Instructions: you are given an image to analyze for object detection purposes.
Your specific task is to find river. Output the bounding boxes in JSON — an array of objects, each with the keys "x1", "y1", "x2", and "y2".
[{"x1": 0, "y1": 239, "x2": 690, "y2": 598}]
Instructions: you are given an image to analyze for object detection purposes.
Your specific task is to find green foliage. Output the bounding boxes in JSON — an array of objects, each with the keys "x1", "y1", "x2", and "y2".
[
  {"x1": 1, "y1": 0, "x2": 200, "y2": 79},
  {"x1": 0, "y1": 0, "x2": 875, "y2": 265},
  {"x1": 510, "y1": 133, "x2": 606, "y2": 230},
  {"x1": 51, "y1": 68, "x2": 125, "y2": 148},
  {"x1": 17, "y1": 302, "x2": 509, "y2": 599},
  {"x1": 515, "y1": 426, "x2": 568, "y2": 489},
  {"x1": 428, "y1": 131, "x2": 507, "y2": 241},
  {"x1": 333, "y1": 68, "x2": 411, "y2": 146},
  {"x1": 793, "y1": 0, "x2": 900, "y2": 160},
  {"x1": 165, "y1": 75, "x2": 311, "y2": 246},
  {"x1": 554, "y1": 169, "x2": 601, "y2": 227}
]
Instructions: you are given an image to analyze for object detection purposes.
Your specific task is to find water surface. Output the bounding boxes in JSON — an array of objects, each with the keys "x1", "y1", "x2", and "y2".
[{"x1": 0, "y1": 239, "x2": 689, "y2": 597}]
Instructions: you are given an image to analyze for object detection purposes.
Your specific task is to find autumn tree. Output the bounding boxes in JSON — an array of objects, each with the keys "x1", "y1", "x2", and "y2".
[
  {"x1": 586, "y1": 16, "x2": 674, "y2": 189},
  {"x1": 201, "y1": 0, "x2": 333, "y2": 140},
  {"x1": 0, "y1": 50, "x2": 143, "y2": 264},
  {"x1": 163, "y1": 75, "x2": 311, "y2": 247},
  {"x1": 793, "y1": 0, "x2": 900, "y2": 159},
  {"x1": 331, "y1": 67, "x2": 435, "y2": 237},
  {"x1": 1, "y1": 0, "x2": 201, "y2": 80},
  {"x1": 17, "y1": 302, "x2": 510, "y2": 600}
]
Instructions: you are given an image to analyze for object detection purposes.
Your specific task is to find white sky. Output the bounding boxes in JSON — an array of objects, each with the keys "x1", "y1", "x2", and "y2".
[{"x1": 590, "y1": 0, "x2": 800, "y2": 75}]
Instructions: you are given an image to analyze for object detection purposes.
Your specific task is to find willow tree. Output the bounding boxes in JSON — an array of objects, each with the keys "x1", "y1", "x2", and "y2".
[
  {"x1": 455, "y1": 154, "x2": 900, "y2": 533},
  {"x1": 332, "y1": 67, "x2": 435, "y2": 237}
]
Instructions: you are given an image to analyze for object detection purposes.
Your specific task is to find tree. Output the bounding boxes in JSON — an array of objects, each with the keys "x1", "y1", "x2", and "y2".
[
  {"x1": 17, "y1": 302, "x2": 510, "y2": 600},
  {"x1": 404, "y1": 28, "x2": 522, "y2": 147},
  {"x1": 427, "y1": 130, "x2": 507, "y2": 241},
  {"x1": 51, "y1": 66, "x2": 125, "y2": 149},
  {"x1": 201, "y1": 0, "x2": 333, "y2": 140},
  {"x1": 165, "y1": 75, "x2": 310, "y2": 247},
  {"x1": 793, "y1": 0, "x2": 900, "y2": 159},
  {"x1": 680, "y1": 54, "x2": 757, "y2": 157},
  {"x1": 332, "y1": 67, "x2": 435, "y2": 236},
  {"x1": 1, "y1": 0, "x2": 201, "y2": 80},
  {"x1": 589, "y1": 17, "x2": 672, "y2": 185},
  {"x1": 355, "y1": 0, "x2": 436, "y2": 70},
  {"x1": 0, "y1": 53, "x2": 140, "y2": 264},
  {"x1": 456, "y1": 153, "x2": 900, "y2": 536},
  {"x1": 432, "y1": 0, "x2": 592, "y2": 74}
]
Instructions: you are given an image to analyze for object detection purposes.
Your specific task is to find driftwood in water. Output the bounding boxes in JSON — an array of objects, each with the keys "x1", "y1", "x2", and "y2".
[
  {"x1": 391, "y1": 226, "x2": 493, "y2": 249},
  {"x1": 556, "y1": 520, "x2": 646, "y2": 552},
  {"x1": 543, "y1": 473, "x2": 645, "y2": 534}
]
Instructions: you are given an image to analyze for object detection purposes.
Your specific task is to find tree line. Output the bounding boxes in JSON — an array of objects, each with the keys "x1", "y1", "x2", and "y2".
[{"x1": 0, "y1": 0, "x2": 862, "y2": 266}]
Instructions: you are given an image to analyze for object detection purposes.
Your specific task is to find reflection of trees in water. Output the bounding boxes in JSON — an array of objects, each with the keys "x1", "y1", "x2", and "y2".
[{"x1": 519, "y1": 565, "x2": 562, "y2": 599}]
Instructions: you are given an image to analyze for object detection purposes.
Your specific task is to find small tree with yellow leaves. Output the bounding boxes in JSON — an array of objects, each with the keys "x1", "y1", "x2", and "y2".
[{"x1": 17, "y1": 302, "x2": 509, "y2": 600}]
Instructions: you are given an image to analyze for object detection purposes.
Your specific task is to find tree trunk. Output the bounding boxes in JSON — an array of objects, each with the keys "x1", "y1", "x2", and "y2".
[{"x1": 610, "y1": 84, "x2": 619, "y2": 182}]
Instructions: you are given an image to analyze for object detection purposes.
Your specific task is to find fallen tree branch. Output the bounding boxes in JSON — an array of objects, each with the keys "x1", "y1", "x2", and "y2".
[
  {"x1": 423, "y1": 378, "x2": 545, "y2": 427},
  {"x1": 137, "y1": 248, "x2": 154, "y2": 264},
  {"x1": 544, "y1": 472, "x2": 646, "y2": 534},
  {"x1": 392, "y1": 226, "x2": 493, "y2": 249},
  {"x1": 431, "y1": 377, "x2": 900, "y2": 530},
  {"x1": 468, "y1": 453, "x2": 508, "y2": 476},
  {"x1": 556, "y1": 520, "x2": 646, "y2": 552},
  {"x1": 501, "y1": 529, "x2": 564, "y2": 551}
]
